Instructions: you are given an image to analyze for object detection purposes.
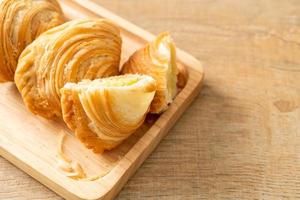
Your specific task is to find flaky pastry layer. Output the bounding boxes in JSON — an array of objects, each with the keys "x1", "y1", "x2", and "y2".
[{"x1": 0, "y1": 0, "x2": 65, "y2": 82}]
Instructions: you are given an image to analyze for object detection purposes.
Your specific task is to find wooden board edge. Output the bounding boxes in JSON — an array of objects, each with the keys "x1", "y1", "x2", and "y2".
[
  {"x1": 70, "y1": 0, "x2": 154, "y2": 41},
  {"x1": 0, "y1": 145, "x2": 84, "y2": 200}
]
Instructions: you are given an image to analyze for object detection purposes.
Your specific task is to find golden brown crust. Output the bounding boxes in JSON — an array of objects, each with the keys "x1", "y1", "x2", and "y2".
[
  {"x1": 121, "y1": 32, "x2": 178, "y2": 113},
  {"x1": 0, "y1": 0, "x2": 65, "y2": 82},
  {"x1": 15, "y1": 19, "x2": 122, "y2": 119},
  {"x1": 60, "y1": 74, "x2": 156, "y2": 153}
]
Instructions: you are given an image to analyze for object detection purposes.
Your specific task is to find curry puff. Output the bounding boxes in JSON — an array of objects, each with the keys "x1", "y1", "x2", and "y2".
[
  {"x1": 15, "y1": 19, "x2": 122, "y2": 119},
  {"x1": 60, "y1": 74, "x2": 156, "y2": 153}
]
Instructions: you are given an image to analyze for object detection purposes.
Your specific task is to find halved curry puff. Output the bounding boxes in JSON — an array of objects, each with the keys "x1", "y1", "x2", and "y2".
[
  {"x1": 122, "y1": 32, "x2": 179, "y2": 114},
  {"x1": 60, "y1": 74, "x2": 156, "y2": 153}
]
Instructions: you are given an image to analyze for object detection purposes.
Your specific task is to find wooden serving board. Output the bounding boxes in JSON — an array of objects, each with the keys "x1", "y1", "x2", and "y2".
[{"x1": 0, "y1": 0, "x2": 204, "y2": 199}]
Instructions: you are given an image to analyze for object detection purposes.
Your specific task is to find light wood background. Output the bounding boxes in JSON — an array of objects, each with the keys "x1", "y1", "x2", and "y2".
[{"x1": 1, "y1": 0, "x2": 300, "y2": 199}]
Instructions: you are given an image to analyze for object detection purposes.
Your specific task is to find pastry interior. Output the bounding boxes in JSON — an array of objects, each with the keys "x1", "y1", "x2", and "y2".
[
  {"x1": 60, "y1": 74, "x2": 156, "y2": 153},
  {"x1": 154, "y1": 33, "x2": 178, "y2": 103},
  {"x1": 122, "y1": 32, "x2": 178, "y2": 113}
]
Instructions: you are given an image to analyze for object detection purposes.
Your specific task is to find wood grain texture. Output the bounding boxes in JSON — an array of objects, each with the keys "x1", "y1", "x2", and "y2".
[{"x1": 1, "y1": 0, "x2": 300, "y2": 199}]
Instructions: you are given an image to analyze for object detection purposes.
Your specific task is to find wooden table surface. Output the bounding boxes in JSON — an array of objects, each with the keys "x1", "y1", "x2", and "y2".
[{"x1": 1, "y1": 0, "x2": 300, "y2": 199}]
